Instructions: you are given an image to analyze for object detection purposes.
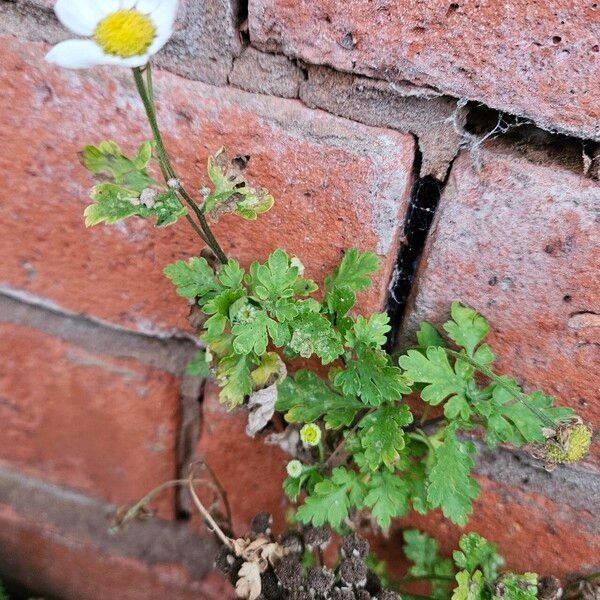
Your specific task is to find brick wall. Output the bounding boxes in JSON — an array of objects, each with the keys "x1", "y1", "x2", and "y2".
[{"x1": 0, "y1": 0, "x2": 598, "y2": 597}]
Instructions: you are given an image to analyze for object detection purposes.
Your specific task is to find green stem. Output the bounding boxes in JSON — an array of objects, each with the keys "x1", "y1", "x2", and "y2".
[
  {"x1": 132, "y1": 67, "x2": 228, "y2": 263},
  {"x1": 443, "y1": 348, "x2": 557, "y2": 428}
]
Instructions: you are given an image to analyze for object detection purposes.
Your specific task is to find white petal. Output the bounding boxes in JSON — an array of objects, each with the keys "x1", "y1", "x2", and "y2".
[
  {"x1": 146, "y1": 0, "x2": 178, "y2": 55},
  {"x1": 45, "y1": 39, "x2": 105, "y2": 68},
  {"x1": 98, "y1": 0, "x2": 122, "y2": 16},
  {"x1": 120, "y1": 0, "x2": 138, "y2": 8},
  {"x1": 45, "y1": 39, "x2": 135, "y2": 69},
  {"x1": 119, "y1": 53, "x2": 152, "y2": 67},
  {"x1": 136, "y1": 0, "x2": 162, "y2": 13},
  {"x1": 149, "y1": 0, "x2": 178, "y2": 30},
  {"x1": 54, "y1": 0, "x2": 101, "y2": 35}
]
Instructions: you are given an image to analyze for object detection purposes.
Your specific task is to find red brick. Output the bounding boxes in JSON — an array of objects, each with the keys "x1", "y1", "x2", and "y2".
[
  {"x1": 0, "y1": 468, "x2": 230, "y2": 600},
  {"x1": 249, "y1": 0, "x2": 600, "y2": 140},
  {"x1": 399, "y1": 144, "x2": 600, "y2": 465},
  {"x1": 382, "y1": 474, "x2": 600, "y2": 580},
  {"x1": 193, "y1": 383, "x2": 290, "y2": 536},
  {"x1": 0, "y1": 35, "x2": 414, "y2": 335},
  {"x1": 0, "y1": 322, "x2": 180, "y2": 513}
]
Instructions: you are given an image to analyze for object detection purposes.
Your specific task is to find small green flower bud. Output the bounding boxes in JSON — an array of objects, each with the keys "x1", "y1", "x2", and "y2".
[
  {"x1": 300, "y1": 423, "x2": 322, "y2": 447},
  {"x1": 286, "y1": 459, "x2": 304, "y2": 479}
]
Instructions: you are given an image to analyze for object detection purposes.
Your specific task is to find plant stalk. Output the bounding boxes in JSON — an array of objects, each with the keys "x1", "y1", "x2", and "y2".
[{"x1": 132, "y1": 67, "x2": 227, "y2": 263}]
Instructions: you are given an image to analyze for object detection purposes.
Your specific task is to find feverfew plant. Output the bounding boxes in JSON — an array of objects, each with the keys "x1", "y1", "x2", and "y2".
[{"x1": 46, "y1": 1, "x2": 593, "y2": 597}]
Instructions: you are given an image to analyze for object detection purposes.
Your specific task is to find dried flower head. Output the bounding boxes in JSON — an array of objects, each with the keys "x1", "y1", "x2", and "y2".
[{"x1": 533, "y1": 417, "x2": 592, "y2": 470}]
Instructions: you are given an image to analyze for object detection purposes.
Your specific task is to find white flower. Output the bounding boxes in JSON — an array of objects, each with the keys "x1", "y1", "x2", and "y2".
[{"x1": 45, "y1": 0, "x2": 178, "y2": 69}]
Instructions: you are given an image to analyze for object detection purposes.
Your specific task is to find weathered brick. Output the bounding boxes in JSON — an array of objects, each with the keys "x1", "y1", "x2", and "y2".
[
  {"x1": 399, "y1": 143, "x2": 600, "y2": 465},
  {"x1": 0, "y1": 35, "x2": 415, "y2": 334},
  {"x1": 0, "y1": 322, "x2": 181, "y2": 513},
  {"x1": 387, "y1": 471, "x2": 600, "y2": 579},
  {"x1": 230, "y1": 46, "x2": 304, "y2": 99},
  {"x1": 249, "y1": 0, "x2": 600, "y2": 140},
  {"x1": 0, "y1": 467, "x2": 229, "y2": 600},
  {"x1": 300, "y1": 64, "x2": 466, "y2": 180},
  {"x1": 0, "y1": 0, "x2": 241, "y2": 86},
  {"x1": 192, "y1": 383, "x2": 289, "y2": 535}
]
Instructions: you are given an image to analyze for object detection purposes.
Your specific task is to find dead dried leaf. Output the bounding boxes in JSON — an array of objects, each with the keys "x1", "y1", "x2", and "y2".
[
  {"x1": 235, "y1": 561, "x2": 262, "y2": 600},
  {"x1": 246, "y1": 383, "x2": 279, "y2": 437}
]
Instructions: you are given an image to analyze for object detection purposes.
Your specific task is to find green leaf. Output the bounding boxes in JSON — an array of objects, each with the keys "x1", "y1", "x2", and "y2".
[
  {"x1": 336, "y1": 348, "x2": 411, "y2": 406},
  {"x1": 472, "y1": 382, "x2": 572, "y2": 447},
  {"x1": 403, "y1": 530, "x2": 454, "y2": 600},
  {"x1": 216, "y1": 354, "x2": 252, "y2": 407},
  {"x1": 416, "y1": 321, "x2": 446, "y2": 348},
  {"x1": 427, "y1": 428, "x2": 479, "y2": 526},
  {"x1": 84, "y1": 184, "x2": 185, "y2": 228},
  {"x1": 358, "y1": 405, "x2": 413, "y2": 471},
  {"x1": 164, "y1": 257, "x2": 218, "y2": 300},
  {"x1": 249, "y1": 250, "x2": 299, "y2": 301},
  {"x1": 453, "y1": 533, "x2": 504, "y2": 581},
  {"x1": 186, "y1": 351, "x2": 211, "y2": 377},
  {"x1": 203, "y1": 289, "x2": 245, "y2": 317},
  {"x1": 296, "y1": 467, "x2": 363, "y2": 529},
  {"x1": 219, "y1": 259, "x2": 245, "y2": 289},
  {"x1": 443, "y1": 303, "x2": 489, "y2": 357},
  {"x1": 399, "y1": 347, "x2": 466, "y2": 406},
  {"x1": 206, "y1": 148, "x2": 274, "y2": 220},
  {"x1": 451, "y1": 570, "x2": 486, "y2": 600},
  {"x1": 81, "y1": 140, "x2": 157, "y2": 192},
  {"x1": 325, "y1": 248, "x2": 380, "y2": 293},
  {"x1": 364, "y1": 469, "x2": 410, "y2": 529},
  {"x1": 347, "y1": 313, "x2": 391, "y2": 349},
  {"x1": 289, "y1": 312, "x2": 344, "y2": 364},
  {"x1": 276, "y1": 370, "x2": 362, "y2": 429},
  {"x1": 231, "y1": 309, "x2": 269, "y2": 355},
  {"x1": 152, "y1": 189, "x2": 187, "y2": 227},
  {"x1": 493, "y1": 573, "x2": 538, "y2": 600},
  {"x1": 84, "y1": 183, "x2": 145, "y2": 226},
  {"x1": 0, "y1": 580, "x2": 7, "y2": 600},
  {"x1": 283, "y1": 469, "x2": 323, "y2": 503}
]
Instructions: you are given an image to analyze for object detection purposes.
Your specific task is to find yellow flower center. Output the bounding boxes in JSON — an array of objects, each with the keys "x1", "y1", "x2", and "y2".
[{"x1": 94, "y1": 10, "x2": 156, "y2": 58}]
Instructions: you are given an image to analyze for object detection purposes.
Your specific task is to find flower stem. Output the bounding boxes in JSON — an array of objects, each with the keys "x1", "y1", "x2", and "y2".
[
  {"x1": 443, "y1": 348, "x2": 557, "y2": 428},
  {"x1": 132, "y1": 66, "x2": 227, "y2": 263}
]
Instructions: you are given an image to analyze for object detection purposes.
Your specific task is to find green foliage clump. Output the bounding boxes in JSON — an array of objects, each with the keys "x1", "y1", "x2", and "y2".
[
  {"x1": 401, "y1": 530, "x2": 538, "y2": 600},
  {"x1": 164, "y1": 226, "x2": 575, "y2": 531}
]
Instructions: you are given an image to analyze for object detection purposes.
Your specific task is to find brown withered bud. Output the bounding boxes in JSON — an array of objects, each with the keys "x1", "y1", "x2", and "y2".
[
  {"x1": 214, "y1": 546, "x2": 243, "y2": 584},
  {"x1": 274, "y1": 555, "x2": 306, "y2": 590},
  {"x1": 250, "y1": 512, "x2": 273, "y2": 536},
  {"x1": 537, "y1": 576, "x2": 563, "y2": 600},
  {"x1": 260, "y1": 569, "x2": 283, "y2": 600},
  {"x1": 341, "y1": 533, "x2": 370, "y2": 559},
  {"x1": 331, "y1": 588, "x2": 357, "y2": 600},
  {"x1": 308, "y1": 566, "x2": 335, "y2": 595},
  {"x1": 303, "y1": 525, "x2": 331, "y2": 550},
  {"x1": 340, "y1": 557, "x2": 368, "y2": 588},
  {"x1": 287, "y1": 590, "x2": 312, "y2": 600},
  {"x1": 278, "y1": 530, "x2": 304, "y2": 556}
]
